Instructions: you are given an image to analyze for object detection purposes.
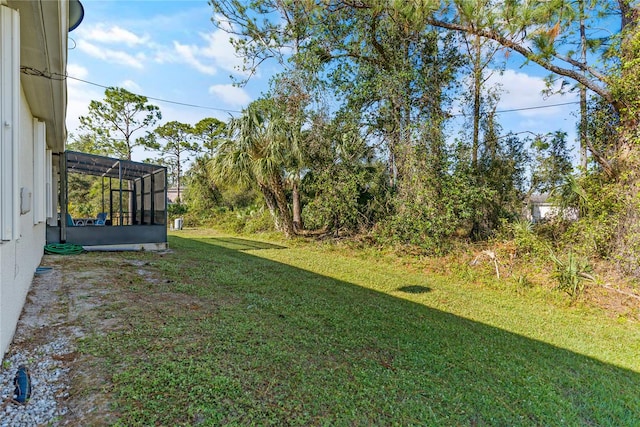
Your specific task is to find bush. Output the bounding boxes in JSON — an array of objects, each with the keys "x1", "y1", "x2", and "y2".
[
  {"x1": 243, "y1": 208, "x2": 275, "y2": 234},
  {"x1": 560, "y1": 178, "x2": 623, "y2": 259},
  {"x1": 168, "y1": 202, "x2": 188, "y2": 220},
  {"x1": 549, "y1": 250, "x2": 595, "y2": 299},
  {"x1": 187, "y1": 205, "x2": 275, "y2": 235},
  {"x1": 495, "y1": 219, "x2": 550, "y2": 259}
]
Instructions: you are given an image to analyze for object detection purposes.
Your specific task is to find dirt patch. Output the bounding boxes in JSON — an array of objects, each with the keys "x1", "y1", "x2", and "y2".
[{"x1": 1, "y1": 251, "x2": 175, "y2": 426}]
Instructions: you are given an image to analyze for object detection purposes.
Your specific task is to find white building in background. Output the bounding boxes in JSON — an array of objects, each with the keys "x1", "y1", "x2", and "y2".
[
  {"x1": 0, "y1": 0, "x2": 83, "y2": 357},
  {"x1": 525, "y1": 193, "x2": 579, "y2": 223},
  {"x1": 167, "y1": 187, "x2": 187, "y2": 204}
]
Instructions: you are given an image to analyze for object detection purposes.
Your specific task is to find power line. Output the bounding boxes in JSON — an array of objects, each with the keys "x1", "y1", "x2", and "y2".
[
  {"x1": 61, "y1": 73, "x2": 243, "y2": 114},
  {"x1": 450, "y1": 101, "x2": 580, "y2": 117},
  {"x1": 23, "y1": 66, "x2": 580, "y2": 117}
]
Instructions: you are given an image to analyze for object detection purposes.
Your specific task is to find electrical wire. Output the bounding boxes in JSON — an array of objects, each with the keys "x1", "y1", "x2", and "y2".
[
  {"x1": 20, "y1": 66, "x2": 66, "y2": 81},
  {"x1": 20, "y1": 65, "x2": 241, "y2": 114},
  {"x1": 61, "y1": 73, "x2": 243, "y2": 113},
  {"x1": 449, "y1": 101, "x2": 580, "y2": 117},
  {"x1": 65, "y1": 72, "x2": 580, "y2": 116},
  {"x1": 20, "y1": 65, "x2": 580, "y2": 116}
]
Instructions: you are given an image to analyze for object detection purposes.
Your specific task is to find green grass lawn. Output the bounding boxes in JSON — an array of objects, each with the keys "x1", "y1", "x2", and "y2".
[{"x1": 80, "y1": 229, "x2": 640, "y2": 426}]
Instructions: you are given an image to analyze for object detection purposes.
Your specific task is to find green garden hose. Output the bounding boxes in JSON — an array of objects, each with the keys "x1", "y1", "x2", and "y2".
[{"x1": 44, "y1": 243, "x2": 84, "y2": 255}]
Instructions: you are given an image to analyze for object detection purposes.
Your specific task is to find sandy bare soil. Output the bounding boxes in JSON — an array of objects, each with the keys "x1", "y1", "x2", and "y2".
[{"x1": 1, "y1": 252, "x2": 161, "y2": 426}]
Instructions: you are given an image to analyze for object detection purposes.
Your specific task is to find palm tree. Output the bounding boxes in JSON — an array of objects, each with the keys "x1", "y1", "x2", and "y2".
[{"x1": 209, "y1": 100, "x2": 301, "y2": 237}]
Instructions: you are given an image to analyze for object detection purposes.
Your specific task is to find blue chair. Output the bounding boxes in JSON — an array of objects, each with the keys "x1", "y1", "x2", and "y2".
[
  {"x1": 66, "y1": 213, "x2": 75, "y2": 227},
  {"x1": 95, "y1": 212, "x2": 107, "y2": 225}
]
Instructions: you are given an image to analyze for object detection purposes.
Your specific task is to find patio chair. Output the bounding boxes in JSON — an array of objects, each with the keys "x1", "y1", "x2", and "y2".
[
  {"x1": 95, "y1": 212, "x2": 107, "y2": 225},
  {"x1": 66, "y1": 213, "x2": 75, "y2": 227}
]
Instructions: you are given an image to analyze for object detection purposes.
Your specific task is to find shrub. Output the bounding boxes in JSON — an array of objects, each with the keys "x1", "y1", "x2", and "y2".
[
  {"x1": 497, "y1": 219, "x2": 550, "y2": 259},
  {"x1": 549, "y1": 250, "x2": 595, "y2": 299}
]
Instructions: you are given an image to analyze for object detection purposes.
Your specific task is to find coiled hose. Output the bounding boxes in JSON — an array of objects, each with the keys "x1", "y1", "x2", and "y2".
[{"x1": 44, "y1": 243, "x2": 84, "y2": 255}]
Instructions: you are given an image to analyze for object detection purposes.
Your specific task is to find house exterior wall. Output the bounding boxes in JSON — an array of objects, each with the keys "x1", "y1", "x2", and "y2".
[
  {"x1": 1, "y1": 0, "x2": 70, "y2": 358},
  {"x1": 0, "y1": 84, "x2": 47, "y2": 356},
  {"x1": 527, "y1": 202, "x2": 579, "y2": 223},
  {"x1": 532, "y1": 203, "x2": 555, "y2": 222}
]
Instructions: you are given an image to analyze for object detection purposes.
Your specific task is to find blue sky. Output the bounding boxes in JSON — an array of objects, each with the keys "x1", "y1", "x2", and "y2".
[{"x1": 66, "y1": 0, "x2": 582, "y2": 162}]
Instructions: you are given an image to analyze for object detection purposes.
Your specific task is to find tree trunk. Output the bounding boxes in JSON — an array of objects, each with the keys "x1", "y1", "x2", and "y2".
[
  {"x1": 472, "y1": 34, "x2": 481, "y2": 170},
  {"x1": 259, "y1": 182, "x2": 282, "y2": 232},
  {"x1": 613, "y1": 6, "x2": 640, "y2": 275},
  {"x1": 269, "y1": 176, "x2": 295, "y2": 237},
  {"x1": 292, "y1": 180, "x2": 303, "y2": 232},
  {"x1": 579, "y1": 0, "x2": 588, "y2": 172}
]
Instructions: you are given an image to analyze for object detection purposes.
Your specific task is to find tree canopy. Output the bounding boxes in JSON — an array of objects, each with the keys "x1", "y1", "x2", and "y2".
[
  {"x1": 69, "y1": 1, "x2": 640, "y2": 277},
  {"x1": 78, "y1": 87, "x2": 162, "y2": 160}
]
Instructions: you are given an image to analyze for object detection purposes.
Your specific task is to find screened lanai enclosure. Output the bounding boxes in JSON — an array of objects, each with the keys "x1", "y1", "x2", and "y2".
[{"x1": 46, "y1": 151, "x2": 168, "y2": 250}]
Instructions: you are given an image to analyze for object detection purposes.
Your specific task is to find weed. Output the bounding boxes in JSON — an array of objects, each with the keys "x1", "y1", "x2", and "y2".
[
  {"x1": 549, "y1": 250, "x2": 595, "y2": 299},
  {"x1": 513, "y1": 275, "x2": 533, "y2": 293}
]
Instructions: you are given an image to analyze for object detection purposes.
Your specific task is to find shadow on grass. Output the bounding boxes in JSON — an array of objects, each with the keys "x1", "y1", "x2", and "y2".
[
  {"x1": 101, "y1": 235, "x2": 640, "y2": 426},
  {"x1": 205, "y1": 236, "x2": 287, "y2": 251},
  {"x1": 397, "y1": 285, "x2": 432, "y2": 294}
]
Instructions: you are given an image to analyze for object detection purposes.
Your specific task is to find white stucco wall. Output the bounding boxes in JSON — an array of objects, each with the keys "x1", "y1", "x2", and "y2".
[
  {"x1": 0, "y1": 86, "x2": 46, "y2": 356},
  {"x1": 529, "y1": 203, "x2": 579, "y2": 223}
]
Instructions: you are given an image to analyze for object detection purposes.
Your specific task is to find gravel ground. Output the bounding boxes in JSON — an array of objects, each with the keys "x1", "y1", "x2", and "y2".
[
  {"x1": 0, "y1": 255, "x2": 118, "y2": 426},
  {"x1": 0, "y1": 263, "x2": 79, "y2": 426},
  {"x1": 0, "y1": 337, "x2": 72, "y2": 426}
]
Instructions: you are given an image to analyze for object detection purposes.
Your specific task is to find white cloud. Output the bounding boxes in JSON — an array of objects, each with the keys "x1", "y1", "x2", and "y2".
[
  {"x1": 489, "y1": 69, "x2": 578, "y2": 118},
  {"x1": 199, "y1": 31, "x2": 246, "y2": 75},
  {"x1": 172, "y1": 41, "x2": 217, "y2": 75},
  {"x1": 156, "y1": 27, "x2": 247, "y2": 77},
  {"x1": 78, "y1": 24, "x2": 150, "y2": 47},
  {"x1": 65, "y1": 65, "x2": 103, "y2": 136},
  {"x1": 66, "y1": 63, "x2": 89, "y2": 79},
  {"x1": 121, "y1": 80, "x2": 142, "y2": 93},
  {"x1": 77, "y1": 40, "x2": 146, "y2": 69},
  {"x1": 208, "y1": 84, "x2": 251, "y2": 107}
]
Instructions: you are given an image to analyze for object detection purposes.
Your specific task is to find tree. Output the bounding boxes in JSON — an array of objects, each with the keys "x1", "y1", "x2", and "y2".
[
  {"x1": 208, "y1": 1, "x2": 469, "y2": 250},
  {"x1": 457, "y1": 31, "x2": 504, "y2": 170},
  {"x1": 183, "y1": 157, "x2": 224, "y2": 213},
  {"x1": 387, "y1": 0, "x2": 635, "y2": 176},
  {"x1": 302, "y1": 113, "x2": 390, "y2": 235},
  {"x1": 228, "y1": 1, "x2": 631, "y2": 177},
  {"x1": 78, "y1": 87, "x2": 162, "y2": 160},
  {"x1": 208, "y1": 1, "x2": 640, "y2": 263},
  {"x1": 268, "y1": 71, "x2": 313, "y2": 231},
  {"x1": 66, "y1": 133, "x2": 110, "y2": 156},
  {"x1": 153, "y1": 121, "x2": 199, "y2": 202},
  {"x1": 530, "y1": 131, "x2": 574, "y2": 195},
  {"x1": 452, "y1": 109, "x2": 530, "y2": 239},
  {"x1": 65, "y1": 135, "x2": 112, "y2": 217},
  {"x1": 209, "y1": 99, "x2": 300, "y2": 237},
  {"x1": 210, "y1": 1, "x2": 460, "y2": 183},
  {"x1": 192, "y1": 117, "x2": 227, "y2": 157}
]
